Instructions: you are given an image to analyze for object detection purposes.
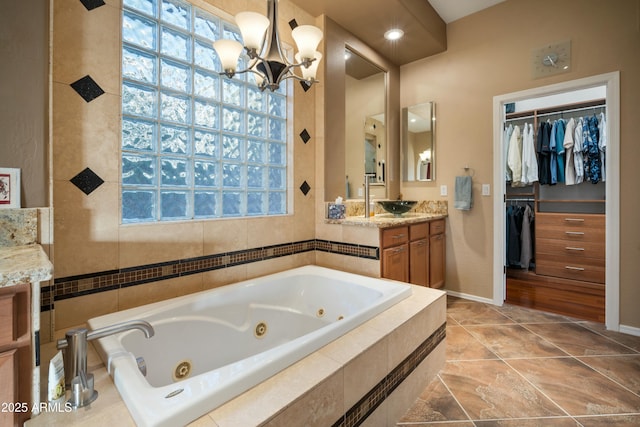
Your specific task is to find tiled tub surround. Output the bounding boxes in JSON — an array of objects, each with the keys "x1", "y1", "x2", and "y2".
[{"x1": 29, "y1": 284, "x2": 446, "y2": 427}]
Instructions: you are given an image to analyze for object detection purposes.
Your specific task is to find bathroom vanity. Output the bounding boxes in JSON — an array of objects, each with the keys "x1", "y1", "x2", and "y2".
[{"x1": 328, "y1": 201, "x2": 447, "y2": 289}]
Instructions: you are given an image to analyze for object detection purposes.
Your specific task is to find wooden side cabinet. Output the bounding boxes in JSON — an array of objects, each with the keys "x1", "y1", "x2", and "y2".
[
  {"x1": 0, "y1": 283, "x2": 31, "y2": 427},
  {"x1": 429, "y1": 220, "x2": 446, "y2": 288},
  {"x1": 381, "y1": 219, "x2": 445, "y2": 288},
  {"x1": 381, "y1": 226, "x2": 409, "y2": 282}
]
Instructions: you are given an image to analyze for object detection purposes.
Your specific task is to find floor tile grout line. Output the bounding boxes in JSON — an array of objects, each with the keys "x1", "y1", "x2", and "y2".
[
  {"x1": 572, "y1": 354, "x2": 640, "y2": 400},
  {"x1": 575, "y1": 321, "x2": 640, "y2": 354},
  {"x1": 434, "y1": 373, "x2": 478, "y2": 426}
]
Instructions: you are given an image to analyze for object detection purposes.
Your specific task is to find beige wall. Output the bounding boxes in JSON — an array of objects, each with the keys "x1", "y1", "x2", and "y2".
[
  {"x1": 400, "y1": 0, "x2": 640, "y2": 327},
  {"x1": 0, "y1": 1, "x2": 49, "y2": 208},
  {"x1": 50, "y1": 0, "x2": 318, "y2": 328}
]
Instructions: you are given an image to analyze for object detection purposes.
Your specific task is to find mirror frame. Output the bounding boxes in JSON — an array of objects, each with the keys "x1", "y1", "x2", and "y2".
[
  {"x1": 402, "y1": 102, "x2": 436, "y2": 182},
  {"x1": 323, "y1": 17, "x2": 400, "y2": 201},
  {"x1": 345, "y1": 47, "x2": 387, "y2": 189}
]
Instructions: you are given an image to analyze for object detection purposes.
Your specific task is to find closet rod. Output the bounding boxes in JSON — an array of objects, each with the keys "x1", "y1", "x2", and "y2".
[{"x1": 505, "y1": 98, "x2": 605, "y2": 121}]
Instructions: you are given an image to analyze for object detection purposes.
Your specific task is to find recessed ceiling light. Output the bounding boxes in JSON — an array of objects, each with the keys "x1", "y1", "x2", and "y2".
[{"x1": 384, "y1": 29, "x2": 404, "y2": 41}]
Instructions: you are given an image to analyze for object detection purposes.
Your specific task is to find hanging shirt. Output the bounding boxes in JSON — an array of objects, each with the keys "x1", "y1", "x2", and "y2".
[
  {"x1": 504, "y1": 123, "x2": 514, "y2": 182},
  {"x1": 549, "y1": 121, "x2": 558, "y2": 184},
  {"x1": 536, "y1": 121, "x2": 551, "y2": 185},
  {"x1": 555, "y1": 119, "x2": 566, "y2": 183},
  {"x1": 521, "y1": 123, "x2": 538, "y2": 185},
  {"x1": 507, "y1": 125, "x2": 523, "y2": 187},
  {"x1": 563, "y1": 118, "x2": 577, "y2": 185},
  {"x1": 584, "y1": 115, "x2": 602, "y2": 183},
  {"x1": 599, "y1": 112, "x2": 606, "y2": 182},
  {"x1": 574, "y1": 118, "x2": 585, "y2": 184},
  {"x1": 520, "y1": 204, "x2": 534, "y2": 269}
]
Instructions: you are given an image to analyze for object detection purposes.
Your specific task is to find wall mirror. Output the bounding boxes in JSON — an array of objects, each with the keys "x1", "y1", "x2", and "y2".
[
  {"x1": 402, "y1": 102, "x2": 436, "y2": 182},
  {"x1": 344, "y1": 47, "x2": 386, "y2": 197}
]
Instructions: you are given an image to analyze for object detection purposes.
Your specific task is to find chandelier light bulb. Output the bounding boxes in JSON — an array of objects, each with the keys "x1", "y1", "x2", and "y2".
[
  {"x1": 213, "y1": 39, "x2": 243, "y2": 74},
  {"x1": 292, "y1": 25, "x2": 323, "y2": 61},
  {"x1": 235, "y1": 12, "x2": 270, "y2": 52}
]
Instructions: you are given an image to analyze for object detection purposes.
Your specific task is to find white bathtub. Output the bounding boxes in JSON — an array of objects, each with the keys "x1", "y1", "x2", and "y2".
[{"x1": 88, "y1": 265, "x2": 412, "y2": 427}]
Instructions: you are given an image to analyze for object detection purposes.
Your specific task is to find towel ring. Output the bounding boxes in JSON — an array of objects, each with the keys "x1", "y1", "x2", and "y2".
[{"x1": 462, "y1": 165, "x2": 475, "y2": 177}]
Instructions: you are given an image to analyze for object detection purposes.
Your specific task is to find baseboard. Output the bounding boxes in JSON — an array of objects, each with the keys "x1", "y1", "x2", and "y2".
[
  {"x1": 445, "y1": 290, "x2": 495, "y2": 305},
  {"x1": 619, "y1": 324, "x2": 640, "y2": 337}
]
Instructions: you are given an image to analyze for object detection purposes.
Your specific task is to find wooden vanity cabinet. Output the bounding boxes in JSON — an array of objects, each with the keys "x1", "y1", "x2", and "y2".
[
  {"x1": 0, "y1": 283, "x2": 32, "y2": 427},
  {"x1": 429, "y1": 219, "x2": 446, "y2": 288},
  {"x1": 381, "y1": 220, "x2": 445, "y2": 288}
]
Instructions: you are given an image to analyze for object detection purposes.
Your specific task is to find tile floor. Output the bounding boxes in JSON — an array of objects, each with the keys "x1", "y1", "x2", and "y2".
[{"x1": 399, "y1": 297, "x2": 640, "y2": 426}]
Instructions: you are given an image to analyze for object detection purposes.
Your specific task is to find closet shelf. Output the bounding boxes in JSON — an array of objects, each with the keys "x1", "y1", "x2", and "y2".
[{"x1": 538, "y1": 199, "x2": 605, "y2": 204}]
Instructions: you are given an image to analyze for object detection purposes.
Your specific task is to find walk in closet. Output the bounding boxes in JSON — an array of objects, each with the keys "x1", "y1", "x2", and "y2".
[{"x1": 502, "y1": 91, "x2": 607, "y2": 322}]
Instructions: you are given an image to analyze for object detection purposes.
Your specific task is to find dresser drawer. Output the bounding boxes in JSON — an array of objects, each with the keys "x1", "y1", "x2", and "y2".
[
  {"x1": 536, "y1": 253, "x2": 605, "y2": 283},
  {"x1": 536, "y1": 213, "x2": 604, "y2": 243},
  {"x1": 429, "y1": 219, "x2": 445, "y2": 235},
  {"x1": 381, "y1": 226, "x2": 409, "y2": 248},
  {"x1": 536, "y1": 238, "x2": 605, "y2": 260}
]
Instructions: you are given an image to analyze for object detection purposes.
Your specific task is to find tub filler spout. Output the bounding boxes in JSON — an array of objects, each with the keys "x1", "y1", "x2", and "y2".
[{"x1": 57, "y1": 320, "x2": 155, "y2": 408}]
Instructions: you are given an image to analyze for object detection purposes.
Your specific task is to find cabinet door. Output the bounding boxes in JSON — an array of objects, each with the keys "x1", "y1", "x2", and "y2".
[
  {"x1": 429, "y1": 233, "x2": 445, "y2": 288},
  {"x1": 409, "y1": 239, "x2": 429, "y2": 286},
  {"x1": 0, "y1": 349, "x2": 16, "y2": 427},
  {"x1": 382, "y1": 244, "x2": 409, "y2": 282}
]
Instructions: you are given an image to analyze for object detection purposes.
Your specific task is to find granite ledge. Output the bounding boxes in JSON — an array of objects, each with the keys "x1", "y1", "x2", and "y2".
[
  {"x1": 325, "y1": 213, "x2": 448, "y2": 228},
  {"x1": 0, "y1": 244, "x2": 53, "y2": 287}
]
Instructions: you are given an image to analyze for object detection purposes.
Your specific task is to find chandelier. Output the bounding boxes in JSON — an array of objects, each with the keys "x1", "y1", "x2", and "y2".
[{"x1": 212, "y1": 0, "x2": 323, "y2": 92}]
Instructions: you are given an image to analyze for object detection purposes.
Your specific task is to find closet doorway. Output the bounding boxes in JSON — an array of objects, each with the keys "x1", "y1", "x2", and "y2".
[{"x1": 492, "y1": 72, "x2": 620, "y2": 331}]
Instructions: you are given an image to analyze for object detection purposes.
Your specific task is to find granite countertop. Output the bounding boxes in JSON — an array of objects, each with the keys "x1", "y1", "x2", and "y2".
[
  {"x1": 0, "y1": 244, "x2": 54, "y2": 287},
  {"x1": 326, "y1": 212, "x2": 447, "y2": 228}
]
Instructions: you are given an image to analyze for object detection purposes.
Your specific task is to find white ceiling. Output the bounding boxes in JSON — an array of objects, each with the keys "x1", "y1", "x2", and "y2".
[{"x1": 427, "y1": 0, "x2": 506, "y2": 24}]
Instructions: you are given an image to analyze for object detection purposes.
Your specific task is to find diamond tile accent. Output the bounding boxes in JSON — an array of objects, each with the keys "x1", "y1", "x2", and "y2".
[
  {"x1": 299, "y1": 180, "x2": 311, "y2": 196},
  {"x1": 70, "y1": 167, "x2": 104, "y2": 195},
  {"x1": 79, "y1": 0, "x2": 106, "y2": 10},
  {"x1": 70, "y1": 75, "x2": 105, "y2": 102},
  {"x1": 289, "y1": 19, "x2": 298, "y2": 30},
  {"x1": 299, "y1": 128, "x2": 311, "y2": 144}
]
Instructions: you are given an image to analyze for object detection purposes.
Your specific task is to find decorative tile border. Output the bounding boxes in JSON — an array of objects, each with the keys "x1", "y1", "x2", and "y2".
[
  {"x1": 333, "y1": 323, "x2": 447, "y2": 427},
  {"x1": 42, "y1": 239, "x2": 379, "y2": 311}
]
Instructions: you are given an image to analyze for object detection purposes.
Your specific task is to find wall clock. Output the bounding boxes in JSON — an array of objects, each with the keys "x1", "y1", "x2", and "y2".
[{"x1": 531, "y1": 40, "x2": 571, "y2": 79}]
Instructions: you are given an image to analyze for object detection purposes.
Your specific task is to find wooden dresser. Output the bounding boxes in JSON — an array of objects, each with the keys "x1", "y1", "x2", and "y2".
[{"x1": 535, "y1": 213, "x2": 605, "y2": 283}]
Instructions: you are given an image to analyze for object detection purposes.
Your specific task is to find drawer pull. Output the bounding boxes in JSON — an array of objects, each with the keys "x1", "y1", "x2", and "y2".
[
  {"x1": 394, "y1": 247, "x2": 406, "y2": 254},
  {"x1": 565, "y1": 231, "x2": 585, "y2": 236},
  {"x1": 565, "y1": 266, "x2": 585, "y2": 271},
  {"x1": 564, "y1": 218, "x2": 585, "y2": 222},
  {"x1": 565, "y1": 247, "x2": 585, "y2": 251},
  {"x1": 392, "y1": 234, "x2": 406, "y2": 239}
]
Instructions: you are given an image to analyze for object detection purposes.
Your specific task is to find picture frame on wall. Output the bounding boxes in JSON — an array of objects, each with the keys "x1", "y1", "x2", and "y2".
[{"x1": 0, "y1": 168, "x2": 21, "y2": 209}]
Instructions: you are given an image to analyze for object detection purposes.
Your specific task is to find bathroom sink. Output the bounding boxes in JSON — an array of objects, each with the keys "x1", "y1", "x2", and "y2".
[{"x1": 377, "y1": 200, "x2": 417, "y2": 217}]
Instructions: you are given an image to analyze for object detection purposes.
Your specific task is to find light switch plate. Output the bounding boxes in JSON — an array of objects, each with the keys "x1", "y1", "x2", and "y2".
[
  {"x1": 482, "y1": 184, "x2": 490, "y2": 196},
  {"x1": 440, "y1": 185, "x2": 447, "y2": 196}
]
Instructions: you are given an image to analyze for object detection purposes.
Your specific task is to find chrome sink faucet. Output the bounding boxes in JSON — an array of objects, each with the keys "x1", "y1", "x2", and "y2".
[
  {"x1": 364, "y1": 173, "x2": 376, "y2": 218},
  {"x1": 56, "y1": 320, "x2": 154, "y2": 408}
]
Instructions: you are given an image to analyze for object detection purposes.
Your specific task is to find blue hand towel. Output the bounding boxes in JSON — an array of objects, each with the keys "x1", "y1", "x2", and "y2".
[{"x1": 454, "y1": 176, "x2": 473, "y2": 210}]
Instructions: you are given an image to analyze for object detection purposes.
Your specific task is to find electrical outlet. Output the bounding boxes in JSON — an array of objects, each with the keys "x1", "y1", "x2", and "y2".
[
  {"x1": 482, "y1": 184, "x2": 491, "y2": 196},
  {"x1": 357, "y1": 187, "x2": 363, "y2": 197},
  {"x1": 440, "y1": 185, "x2": 448, "y2": 196}
]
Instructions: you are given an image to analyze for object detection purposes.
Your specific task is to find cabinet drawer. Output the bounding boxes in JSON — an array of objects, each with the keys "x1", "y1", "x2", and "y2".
[
  {"x1": 381, "y1": 226, "x2": 409, "y2": 248},
  {"x1": 429, "y1": 219, "x2": 445, "y2": 235},
  {"x1": 536, "y1": 213, "x2": 604, "y2": 242},
  {"x1": 536, "y1": 238, "x2": 605, "y2": 260},
  {"x1": 409, "y1": 222, "x2": 429, "y2": 241},
  {"x1": 536, "y1": 253, "x2": 605, "y2": 283}
]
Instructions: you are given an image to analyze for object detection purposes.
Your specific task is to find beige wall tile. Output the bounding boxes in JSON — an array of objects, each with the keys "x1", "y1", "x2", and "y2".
[
  {"x1": 245, "y1": 257, "x2": 297, "y2": 279},
  {"x1": 52, "y1": 84, "x2": 120, "y2": 182},
  {"x1": 202, "y1": 218, "x2": 248, "y2": 254},
  {"x1": 118, "y1": 221, "x2": 204, "y2": 268},
  {"x1": 53, "y1": 181, "x2": 120, "y2": 278},
  {"x1": 342, "y1": 336, "x2": 388, "y2": 409},
  {"x1": 117, "y1": 274, "x2": 204, "y2": 311},
  {"x1": 246, "y1": 215, "x2": 294, "y2": 248},
  {"x1": 55, "y1": 289, "x2": 118, "y2": 330},
  {"x1": 201, "y1": 264, "x2": 248, "y2": 290},
  {"x1": 52, "y1": 1, "x2": 120, "y2": 93}
]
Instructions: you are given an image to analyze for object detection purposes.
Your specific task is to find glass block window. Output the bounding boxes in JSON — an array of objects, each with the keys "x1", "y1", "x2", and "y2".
[{"x1": 121, "y1": 0, "x2": 288, "y2": 223}]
